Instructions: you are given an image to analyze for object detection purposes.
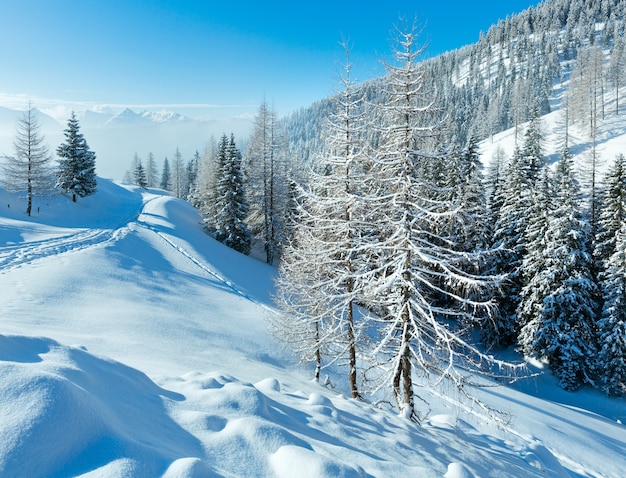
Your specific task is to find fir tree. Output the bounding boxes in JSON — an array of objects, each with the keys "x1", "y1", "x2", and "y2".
[
  {"x1": 214, "y1": 134, "x2": 252, "y2": 254},
  {"x1": 56, "y1": 112, "x2": 97, "y2": 202},
  {"x1": 160, "y1": 157, "x2": 171, "y2": 191},
  {"x1": 595, "y1": 154, "x2": 626, "y2": 269},
  {"x1": 518, "y1": 166, "x2": 556, "y2": 351},
  {"x1": 491, "y1": 146, "x2": 533, "y2": 345},
  {"x1": 521, "y1": 152, "x2": 599, "y2": 390},
  {"x1": 597, "y1": 223, "x2": 626, "y2": 396},
  {"x1": 521, "y1": 107, "x2": 545, "y2": 184},
  {"x1": 596, "y1": 154, "x2": 626, "y2": 395},
  {"x1": 133, "y1": 159, "x2": 147, "y2": 189}
]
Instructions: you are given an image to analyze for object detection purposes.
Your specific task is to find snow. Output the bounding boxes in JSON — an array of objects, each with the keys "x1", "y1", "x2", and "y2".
[{"x1": 1, "y1": 178, "x2": 625, "y2": 477}]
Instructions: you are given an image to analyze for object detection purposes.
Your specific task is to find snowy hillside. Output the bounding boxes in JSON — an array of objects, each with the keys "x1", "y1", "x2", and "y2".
[{"x1": 0, "y1": 179, "x2": 625, "y2": 477}]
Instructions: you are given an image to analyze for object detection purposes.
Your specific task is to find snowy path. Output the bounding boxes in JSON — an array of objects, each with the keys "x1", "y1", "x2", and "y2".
[{"x1": 0, "y1": 226, "x2": 129, "y2": 272}]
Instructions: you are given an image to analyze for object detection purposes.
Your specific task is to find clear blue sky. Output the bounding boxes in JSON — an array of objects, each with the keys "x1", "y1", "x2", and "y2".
[{"x1": 0, "y1": 0, "x2": 542, "y2": 121}]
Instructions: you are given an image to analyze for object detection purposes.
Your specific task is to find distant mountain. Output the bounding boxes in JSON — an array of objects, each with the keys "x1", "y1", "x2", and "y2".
[
  {"x1": 139, "y1": 110, "x2": 190, "y2": 123},
  {"x1": 0, "y1": 105, "x2": 252, "y2": 179},
  {"x1": 78, "y1": 109, "x2": 114, "y2": 129},
  {"x1": 102, "y1": 107, "x2": 151, "y2": 128}
]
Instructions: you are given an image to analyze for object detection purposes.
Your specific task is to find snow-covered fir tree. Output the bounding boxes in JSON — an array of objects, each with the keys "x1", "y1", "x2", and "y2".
[
  {"x1": 517, "y1": 167, "x2": 556, "y2": 350},
  {"x1": 133, "y1": 159, "x2": 148, "y2": 189},
  {"x1": 214, "y1": 134, "x2": 252, "y2": 255},
  {"x1": 597, "y1": 222, "x2": 626, "y2": 396},
  {"x1": 595, "y1": 154, "x2": 626, "y2": 269},
  {"x1": 56, "y1": 111, "x2": 97, "y2": 203},
  {"x1": 596, "y1": 153, "x2": 626, "y2": 395},
  {"x1": 160, "y1": 157, "x2": 171, "y2": 191},
  {"x1": 521, "y1": 107, "x2": 545, "y2": 182},
  {"x1": 520, "y1": 152, "x2": 599, "y2": 390},
  {"x1": 490, "y1": 146, "x2": 533, "y2": 346}
]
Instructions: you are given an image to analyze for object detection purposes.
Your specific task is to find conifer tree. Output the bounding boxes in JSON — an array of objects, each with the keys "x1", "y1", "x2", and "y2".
[
  {"x1": 596, "y1": 154, "x2": 626, "y2": 395},
  {"x1": 490, "y1": 146, "x2": 533, "y2": 345},
  {"x1": 245, "y1": 101, "x2": 286, "y2": 265},
  {"x1": 190, "y1": 138, "x2": 219, "y2": 231},
  {"x1": 520, "y1": 152, "x2": 599, "y2": 390},
  {"x1": 2, "y1": 105, "x2": 55, "y2": 216},
  {"x1": 273, "y1": 46, "x2": 370, "y2": 397},
  {"x1": 160, "y1": 157, "x2": 171, "y2": 191},
  {"x1": 56, "y1": 111, "x2": 97, "y2": 202},
  {"x1": 145, "y1": 152, "x2": 158, "y2": 188},
  {"x1": 521, "y1": 107, "x2": 545, "y2": 183},
  {"x1": 597, "y1": 223, "x2": 626, "y2": 396},
  {"x1": 595, "y1": 154, "x2": 626, "y2": 268},
  {"x1": 133, "y1": 159, "x2": 147, "y2": 189},
  {"x1": 517, "y1": 166, "x2": 556, "y2": 351},
  {"x1": 365, "y1": 23, "x2": 521, "y2": 419},
  {"x1": 214, "y1": 134, "x2": 252, "y2": 254}
]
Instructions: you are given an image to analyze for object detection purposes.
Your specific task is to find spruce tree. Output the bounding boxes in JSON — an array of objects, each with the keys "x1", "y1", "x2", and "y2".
[
  {"x1": 160, "y1": 157, "x2": 171, "y2": 191},
  {"x1": 597, "y1": 223, "x2": 626, "y2": 396},
  {"x1": 56, "y1": 112, "x2": 97, "y2": 202},
  {"x1": 596, "y1": 154, "x2": 626, "y2": 395},
  {"x1": 214, "y1": 134, "x2": 252, "y2": 255},
  {"x1": 491, "y1": 146, "x2": 533, "y2": 345},
  {"x1": 522, "y1": 153, "x2": 599, "y2": 390},
  {"x1": 595, "y1": 154, "x2": 626, "y2": 268},
  {"x1": 517, "y1": 167, "x2": 555, "y2": 353},
  {"x1": 133, "y1": 159, "x2": 147, "y2": 189}
]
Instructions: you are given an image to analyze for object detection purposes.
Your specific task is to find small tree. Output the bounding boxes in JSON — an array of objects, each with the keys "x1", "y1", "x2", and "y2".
[
  {"x1": 2, "y1": 105, "x2": 54, "y2": 215},
  {"x1": 56, "y1": 111, "x2": 97, "y2": 202},
  {"x1": 145, "y1": 152, "x2": 158, "y2": 188},
  {"x1": 160, "y1": 157, "x2": 171, "y2": 191},
  {"x1": 133, "y1": 159, "x2": 147, "y2": 189}
]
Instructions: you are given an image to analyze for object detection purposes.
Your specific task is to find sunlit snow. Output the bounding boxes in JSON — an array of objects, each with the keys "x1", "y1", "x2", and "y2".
[{"x1": 0, "y1": 179, "x2": 625, "y2": 477}]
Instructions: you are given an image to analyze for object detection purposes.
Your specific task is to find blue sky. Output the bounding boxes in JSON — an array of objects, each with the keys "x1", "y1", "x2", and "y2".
[{"x1": 0, "y1": 0, "x2": 542, "y2": 121}]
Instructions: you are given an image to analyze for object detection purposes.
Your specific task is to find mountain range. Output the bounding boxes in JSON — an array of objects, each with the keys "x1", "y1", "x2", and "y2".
[{"x1": 0, "y1": 105, "x2": 252, "y2": 179}]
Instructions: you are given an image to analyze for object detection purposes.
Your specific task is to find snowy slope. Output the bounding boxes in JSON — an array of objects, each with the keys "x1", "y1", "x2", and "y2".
[{"x1": 0, "y1": 179, "x2": 625, "y2": 477}]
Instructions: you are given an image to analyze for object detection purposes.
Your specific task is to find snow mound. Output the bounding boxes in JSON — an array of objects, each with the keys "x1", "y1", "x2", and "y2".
[
  {"x1": 0, "y1": 333, "x2": 565, "y2": 478},
  {"x1": 0, "y1": 334, "x2": 202, "y2": 478}
]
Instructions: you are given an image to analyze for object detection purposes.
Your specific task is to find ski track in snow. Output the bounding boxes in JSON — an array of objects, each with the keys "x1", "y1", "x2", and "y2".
[
  {"x1": 147, "y1": 226, "x2": 275, "y2": 314},
  {"x1": 0, "y1": 194, "x2": 268, "y2": 315},
  {"x1": 0, "y1": 199, "x2": 145, "y2": 273},
  {"x1": 0, "y1": 227, "x2": 128, "y2": 272}
]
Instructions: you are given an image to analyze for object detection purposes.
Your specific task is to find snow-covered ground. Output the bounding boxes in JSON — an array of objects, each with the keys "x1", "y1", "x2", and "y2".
[{"x1": 1, "y1": 179, "x2": 625, "y2": 477}]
